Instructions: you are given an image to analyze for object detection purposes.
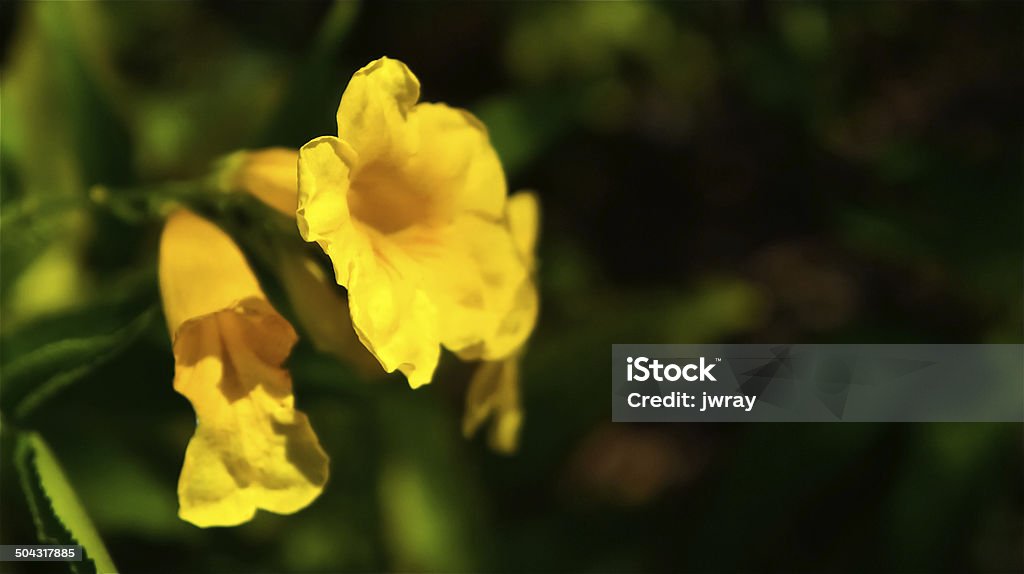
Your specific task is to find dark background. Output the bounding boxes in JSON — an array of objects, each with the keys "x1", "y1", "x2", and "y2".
[{"x1": 1, "y1": 1, "x2": 1022, "y2": 573}]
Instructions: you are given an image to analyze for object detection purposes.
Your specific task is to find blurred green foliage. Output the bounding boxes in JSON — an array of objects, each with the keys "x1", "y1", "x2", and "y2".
[{"x1": 1, "y1": 1, "x2": 1021, "y2": 573}]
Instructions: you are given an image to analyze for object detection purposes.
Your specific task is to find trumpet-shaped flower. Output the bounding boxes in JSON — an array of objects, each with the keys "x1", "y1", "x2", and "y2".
[
  {"x1": 159, "y1": 210, "x2": 328, "y2": 527},
  {"x1": 463, "y1": 192, "x2": 540, "y2": 453},
  {"x1": 297, "y1": 57, "x2": 536, "y2": 387}
]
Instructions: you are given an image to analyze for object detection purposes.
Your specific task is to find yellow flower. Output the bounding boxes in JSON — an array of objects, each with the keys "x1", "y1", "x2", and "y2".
[
  {"x1": 463, "y1": 192, "x2": 540, "y2": 453},
  {"x1": 297, "y1": 57, "x2": 536, "y2": 388},
  {"x1": 216, "y1": 148, "x2": 299, "y2": 217},
  {"x1": 159, "y1": 209, "x2": 328, "y2": 527}
]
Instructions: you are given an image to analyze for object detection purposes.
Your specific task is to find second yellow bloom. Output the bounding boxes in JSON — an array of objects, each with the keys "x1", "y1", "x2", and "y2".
[{"x1": 159, "y1": 210, "x2": 329, "y2": 527}]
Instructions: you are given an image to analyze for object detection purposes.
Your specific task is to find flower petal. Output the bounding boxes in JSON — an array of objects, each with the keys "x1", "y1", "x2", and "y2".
[
  {"x1": 158, "y1": 210, "x2": 263, "y2": 337},
  {"x1": 438, "y1": 214, "x2": 537, "y2": 361},
  {"x1": 297, "y1": 136, "x2": 363, "y2": 285},
  {"x1": 407, "y1": 102, "x2": 506, "y2": 220},
  {"x1": 462, "y1": 191, "x2": 542, "y2": 360},
  {"x1": 343, "y1": 212, "x2": 532, "y2": 384},
  {"x1": 463, "y1": 356, "x2": 523, "y2": 454},
  {"x1": 336, "y1": 57, "x2": 421, "y2": 166},
  {"x1": 506, "y1": 191, "x2": 540, "y2": 264},
  {"x1": 344, "y1": 238, "x2": 441, "y2": 388},
  {"x1": 173, "y1": 305, "x2": 328, "y2": 527}
]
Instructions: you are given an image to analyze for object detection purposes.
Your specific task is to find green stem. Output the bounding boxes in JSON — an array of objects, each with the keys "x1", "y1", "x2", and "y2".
[{"x1": 88, "y1": 176, "x2": 218, "y2": 223}]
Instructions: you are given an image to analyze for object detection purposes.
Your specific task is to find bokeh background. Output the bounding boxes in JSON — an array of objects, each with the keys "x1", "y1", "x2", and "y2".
[{"x1": 2, "y1": 1, "x2": 1022, "y2": 573}]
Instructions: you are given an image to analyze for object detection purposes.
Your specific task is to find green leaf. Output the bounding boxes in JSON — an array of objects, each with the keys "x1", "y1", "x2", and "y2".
[
  {"x1": 15, "y1": 431, "x2": 117, "y2": 574},
  {"x1": 1, "y1": 307, "x2": 158, "y2": 421},
  {"x1": 0, "y1": 195, "x2": 88, "y2": 295}
]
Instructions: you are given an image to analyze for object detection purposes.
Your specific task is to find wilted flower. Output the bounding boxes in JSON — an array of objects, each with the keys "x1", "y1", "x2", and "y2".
[
  {"x1": 159, "y1": 209, "x2": 328, "y2": 527},
  {"x1": 297, "y1": 57, "x2": 536, "y2": 387},
  {"x1": 463, "y1": 191, "x2": 539, "y2": 453}
]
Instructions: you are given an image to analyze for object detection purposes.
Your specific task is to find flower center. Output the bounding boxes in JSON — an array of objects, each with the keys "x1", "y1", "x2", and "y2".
[{"x1": 348, "y1": 160, "x2": 449, "y2": 234}]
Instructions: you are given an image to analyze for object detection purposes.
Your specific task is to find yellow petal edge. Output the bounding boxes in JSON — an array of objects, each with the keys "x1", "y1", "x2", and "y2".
[{"x1": 462, "y1": 191, "x2": 541, "y2": 453}]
